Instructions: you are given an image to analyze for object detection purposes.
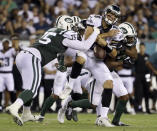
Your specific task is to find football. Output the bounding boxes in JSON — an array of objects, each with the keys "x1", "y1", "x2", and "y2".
[{"x1": 94, "y1": 45, "x2": 106, "y2": 59}]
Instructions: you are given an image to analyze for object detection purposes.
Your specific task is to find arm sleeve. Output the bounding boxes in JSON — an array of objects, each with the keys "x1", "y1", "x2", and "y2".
[{"x1": 62, "y1": 30, "x2": 99, "y2": 52}]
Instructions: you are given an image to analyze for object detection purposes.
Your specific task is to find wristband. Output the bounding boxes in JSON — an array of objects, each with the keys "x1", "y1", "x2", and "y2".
[{"x1": 106, "y1": 44, "x2": 113, "y2": 53}]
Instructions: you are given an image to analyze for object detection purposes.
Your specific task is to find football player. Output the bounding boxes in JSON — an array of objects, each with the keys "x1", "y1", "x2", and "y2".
[
  {"x1": 35, "y1": 16, "x2": 91, "y2": 123},
  {"x1": 61, "y1": 22, "x2": 137, "y2": 127},
  {"x1": 95, "y1": 22, "x2": 137, "y2": 126},
  {"x1": 5, "y1": 15, "x2": 101, "y2": 126},
  {"x1": 59, "y1": 5, "x2": 123, "y2": 127},
  {"x1": 60, "y1": 5, "x2": 121, "y2": 99},
  {"x1": 0, "y1": 39, "x2": 17, "y2": 111}
]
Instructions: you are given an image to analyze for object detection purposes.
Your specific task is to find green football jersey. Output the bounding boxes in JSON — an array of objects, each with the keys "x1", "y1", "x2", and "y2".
[{"x1": 31, "y1": 28, "x2": 69, "y2": 66}]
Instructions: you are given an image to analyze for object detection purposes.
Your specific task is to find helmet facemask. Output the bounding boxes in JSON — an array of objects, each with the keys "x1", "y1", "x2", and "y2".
[
  {"x1": 56, "y1": 15, "x2": 74, "y2": 30},
  {"x1": 124, "y1": 36, "x2": 137, "y2": 47},
  {"x1": 103, "y1": 5, "x2": 121, "y2": 25},
  {"x1": 72, "y1": 22, "x2": 85, "y2": 40}
]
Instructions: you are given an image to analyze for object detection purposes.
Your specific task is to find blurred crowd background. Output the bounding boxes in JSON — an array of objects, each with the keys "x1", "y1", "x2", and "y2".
[
  {"x1": 0, "y1": 0, "x2": 157, "y2": 114},
  {"x1": 0, "y1": 0, "x2": 157, "y2": 40}
]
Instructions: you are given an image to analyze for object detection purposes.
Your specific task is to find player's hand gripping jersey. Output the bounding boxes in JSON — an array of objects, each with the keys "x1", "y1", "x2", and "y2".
[{"x1": 31, "y1": 27, "x2": 99, "y2": 66}]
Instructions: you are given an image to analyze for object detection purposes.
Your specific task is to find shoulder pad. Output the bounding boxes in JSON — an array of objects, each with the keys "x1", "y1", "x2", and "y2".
[
  {"x1": 63, "y1": 30, "x2": 79, "y2": 40},
  {"x1": 86, "y1": 14, "x2": 102, "y2": 28}
]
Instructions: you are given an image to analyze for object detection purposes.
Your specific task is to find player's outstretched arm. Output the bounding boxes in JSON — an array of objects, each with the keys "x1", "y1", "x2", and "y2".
[
  {"x1": 96, "y1": 35, "x2": 117, "y2": 58},
  {"x1": 84, "y1": 26, "x2": 94, "y2": 40},
  {"x1": 63, "y1": 27, "x2": 100, "y2": 52}
]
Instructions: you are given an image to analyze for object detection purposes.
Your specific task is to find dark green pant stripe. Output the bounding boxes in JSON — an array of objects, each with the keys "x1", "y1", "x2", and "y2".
[
  {"x1": 32, "y1": 57, "x2": 38, "y2": 94},
  {"x1": 90, "y1": 79, "x2": 96, "y2": 104},
  {"x1": 34, "y1": 58, "x2": 40, "y2": 95},
  {"x1": 31, "y1": 56, "x2": 36, "y2": 92}
]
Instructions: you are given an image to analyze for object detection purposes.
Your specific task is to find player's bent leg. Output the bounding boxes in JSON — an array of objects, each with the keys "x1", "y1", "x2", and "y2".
[
  {"x1": 112, "y1": 94, "x2": 129, "y2": 126},
  {"x1": 112, "y1": 72, "x2": 129, "y2": 126},
  {"x1": 58, "y1": 94, "x2": 84, "y2": 123},
  {"x1": 67, "y1": 93, "x2": 83, "y2": 122},
  {"x1": 60, "y1": 53, "x2": 87, "y2": 99},
  {"x1": 6, "y1": 53, "x2": 42, "y2": 126},
  {"x1": 37, "y1": 94, "x2": 59, "y2": 122}
]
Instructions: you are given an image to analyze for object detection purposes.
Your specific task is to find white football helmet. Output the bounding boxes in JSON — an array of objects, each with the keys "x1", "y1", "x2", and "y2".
[
  {"x1": 119, "y1": 22, "x2": 137, "y2": 46},
  {"x1": 56, "y1": 15, "x2": 74, "y2": 30},
  {"x1": 72, "y1": 16, "x2": 81, "y2": 23},
  {"x1": 103, "y1": 5, "x2": 121, "y2": 25},
  {"x1": 71, "y1": 16, "x2": 85, "y2": 32},
  {"x1": 72, "y1": 16, "x2": 85, "y2": 30}
]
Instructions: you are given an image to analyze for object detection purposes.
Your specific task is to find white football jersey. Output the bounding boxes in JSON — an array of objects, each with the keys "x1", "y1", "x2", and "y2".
[
  {"x1": 86, "y1": 14, "x2": 102, "y2": 28},
  {"x1": 63, "y1": 30, "x2": 79, "y2": 40},
  {"x1": 86, "y1": 14, "x2": 124, "y2": 44},
  {"x1": 106, "y1": 25, "x2": 124, "y2": 44},
  {"x1": 0, "y1": 48, "x2": 16, "y2": 72}
]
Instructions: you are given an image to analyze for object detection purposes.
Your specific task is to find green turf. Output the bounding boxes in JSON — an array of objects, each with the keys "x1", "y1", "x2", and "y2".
[{"x1": 0, "y1": 113, "x2": 157, "y2": 131}]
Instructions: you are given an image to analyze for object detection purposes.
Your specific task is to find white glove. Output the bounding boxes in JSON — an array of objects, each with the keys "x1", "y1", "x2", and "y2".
[{"x1": 93, "y1": 27, "x2": 100, "y2": 35}]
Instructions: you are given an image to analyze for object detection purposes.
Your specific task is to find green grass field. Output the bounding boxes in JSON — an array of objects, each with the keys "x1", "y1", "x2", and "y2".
[{"x1": 0, "y1": 113, "x2": 157, "y2": 131}]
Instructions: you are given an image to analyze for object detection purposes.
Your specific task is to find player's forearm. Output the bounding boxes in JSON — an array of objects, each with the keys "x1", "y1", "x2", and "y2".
[
  {"x1": 84, "y1": 26, "x2": 94, "y2": 40},
  {"x1": 106, "y1": 61, "x2": 123, "y2": 68},
  {"x1": 108, "y1": 48, "x2": 117, "y2": 58},
  {"x1": 44, "y1": 68, "x2": 57, "y2": 74},
  {"x1": 63, "y1": 28, "x2": 99, "y2": 51},
  {"x1": 125, "y1": 47, "x2": 137, "y2": 59},
  {"x1": 99, "y1": 33, "x2": 110, "y2": 38},
  {"x1": 81, "y1": 30, "x2": 99, "y2": 51},
  {"x1": 96, "y1": 36, "x2": 107, "y2": 47},
  {"x1": 146, "y1": 61, "x2": 157, "y2": 74}
]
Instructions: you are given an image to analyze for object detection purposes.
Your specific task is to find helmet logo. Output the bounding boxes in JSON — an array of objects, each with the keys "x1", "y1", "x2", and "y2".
[
  {"x1": 120, "y1": 27, "x2": 128, "y2": 34},
  {"x1": 65, "y1": 18, "x2": 73, "y2": 23}
]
